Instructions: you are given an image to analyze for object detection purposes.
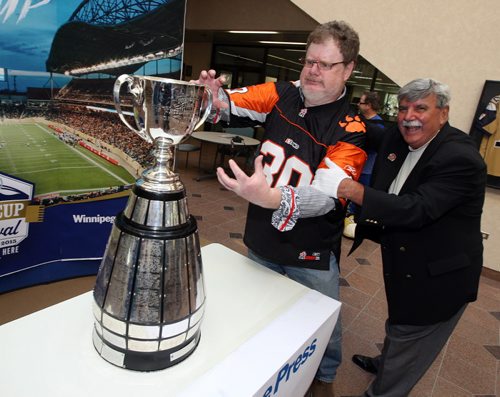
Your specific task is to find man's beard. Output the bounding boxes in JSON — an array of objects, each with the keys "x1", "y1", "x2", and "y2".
[{"x1": 302, "y1": 85, "x2": 327, "y2": 105}]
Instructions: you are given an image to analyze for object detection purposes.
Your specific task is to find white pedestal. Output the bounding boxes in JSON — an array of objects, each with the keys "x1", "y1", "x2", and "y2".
[{"x1": 0, "y1": 243, "x2": 340, "y2": 397}]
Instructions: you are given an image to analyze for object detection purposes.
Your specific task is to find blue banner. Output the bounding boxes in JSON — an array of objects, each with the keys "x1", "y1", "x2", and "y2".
[{"x1": 0, "y1": 170, "x2": 129, "y2": 292}]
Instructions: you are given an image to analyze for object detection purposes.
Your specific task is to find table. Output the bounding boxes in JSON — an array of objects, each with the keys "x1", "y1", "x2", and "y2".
[
  {"x1": 0, "y1": 244, "x2": 340, "y2": 397},
  {"x1": 192, "y1": 131, "x2": 260, "y2": 181}
]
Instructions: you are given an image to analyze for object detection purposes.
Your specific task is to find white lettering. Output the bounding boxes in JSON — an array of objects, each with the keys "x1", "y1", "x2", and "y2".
[
  {"x1": 0, "y1": 0, "x2": 51, "y2": 24},
  {"x1": 73, "y1": 214, "x2": 116, "y2": 224},
  {"x1": 0, "y1": 202, "x2": 24, "y2": 219},
  {"x1": 260, "y1": 140, "x2": 313, "y2": 187},
  {"x1": 2, "y1": 245, "x2": 19, "y2": 255}
]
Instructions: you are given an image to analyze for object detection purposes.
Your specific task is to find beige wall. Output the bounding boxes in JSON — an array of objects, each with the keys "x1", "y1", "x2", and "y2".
[
  {"x1": 482, "y1": 188, "x2": 500, "y2": 272},
  {"x1": 291, "y1": 0, "x2": 500, "y2": 132}
]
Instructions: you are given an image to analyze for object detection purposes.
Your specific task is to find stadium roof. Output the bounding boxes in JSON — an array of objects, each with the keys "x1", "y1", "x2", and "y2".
[
  {"x1": 46, "y1": 0, "x2": 185, "y2": 76},
  {"x1": 70, "y1": 0, "x2": 172, "y2": 25}
]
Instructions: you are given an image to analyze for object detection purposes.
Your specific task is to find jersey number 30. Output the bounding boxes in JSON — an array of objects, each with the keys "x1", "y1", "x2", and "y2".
[{"x1": 260, "y1": 140, "x2": 314, "y2": 187}]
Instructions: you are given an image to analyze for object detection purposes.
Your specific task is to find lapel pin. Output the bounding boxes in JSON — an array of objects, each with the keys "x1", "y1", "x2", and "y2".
[{"x1": 387, "y1": 153, "x2": 397, "y2": 162}]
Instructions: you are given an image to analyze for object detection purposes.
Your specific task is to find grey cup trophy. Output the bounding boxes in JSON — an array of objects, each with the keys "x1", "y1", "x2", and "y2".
[{"x1": 92, "y1": 75, "x2": 212, "y2": 371}]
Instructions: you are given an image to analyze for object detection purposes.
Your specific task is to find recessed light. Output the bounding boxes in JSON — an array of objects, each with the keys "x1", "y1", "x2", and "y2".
[
  {"x1": 228, "y1": 31, "x2": 279, "y2": 34},
  {"x1": 258, "y1": 41, "x2": 306, "y2": 46}
]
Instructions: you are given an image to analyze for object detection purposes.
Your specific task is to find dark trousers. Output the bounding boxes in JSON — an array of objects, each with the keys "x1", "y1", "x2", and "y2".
[{"x1": 364, "y1": 305, "x2": 467, "y2": 397}]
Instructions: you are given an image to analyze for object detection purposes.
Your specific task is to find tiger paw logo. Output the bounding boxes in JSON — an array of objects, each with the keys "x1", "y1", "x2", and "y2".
[
  {"x1": 339, "y1": 115, "x2": 366, "y2": 133},
  {"x1": 0, "y1": 173, "x2": 43, "y2": 256}
]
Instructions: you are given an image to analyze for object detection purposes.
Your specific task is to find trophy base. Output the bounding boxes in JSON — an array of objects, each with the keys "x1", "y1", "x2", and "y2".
[
  {"x1": 92, "y1": 137, "x2": 206, "y2": 372},
  {"x1": 92, "y1": 326, "x2": 201, "y2": 371}
]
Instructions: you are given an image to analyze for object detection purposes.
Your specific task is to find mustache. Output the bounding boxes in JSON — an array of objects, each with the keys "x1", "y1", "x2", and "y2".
[
  {"x1": 402, "y1": 120, "x2": 423, "y2": 128},
  {"x1": 304, "y1": 77, "x2": 323, "y2": 83}
]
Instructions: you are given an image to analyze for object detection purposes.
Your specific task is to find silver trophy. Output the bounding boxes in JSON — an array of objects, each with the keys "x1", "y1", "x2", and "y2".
[{"x1": 92, "y1": 75, "x2": 212, "y2": 371}]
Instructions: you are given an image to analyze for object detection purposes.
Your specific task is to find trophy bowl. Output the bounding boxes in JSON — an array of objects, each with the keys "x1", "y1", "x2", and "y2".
[
  {"x1": 114, "y1": 74, "x2": 212, "y2": 145},
  {"x1": 91, "y1": 75, "x2": 212, "y2": 371}
]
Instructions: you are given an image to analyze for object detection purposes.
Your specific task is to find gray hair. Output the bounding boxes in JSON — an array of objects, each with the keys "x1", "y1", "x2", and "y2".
[{"x1": 398, "y1": 78, "x2": 451, "y2": 108}]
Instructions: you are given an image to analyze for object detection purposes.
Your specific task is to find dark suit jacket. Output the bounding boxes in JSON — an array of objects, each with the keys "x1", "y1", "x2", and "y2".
[{"x1": 352, "y1": 122, "x2": 487, "y2": 325}]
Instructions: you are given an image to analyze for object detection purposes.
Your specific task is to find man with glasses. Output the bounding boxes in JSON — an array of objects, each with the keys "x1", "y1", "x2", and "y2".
[{"x1": 196, "y1": 20, "x2": 367, "y2": 397}]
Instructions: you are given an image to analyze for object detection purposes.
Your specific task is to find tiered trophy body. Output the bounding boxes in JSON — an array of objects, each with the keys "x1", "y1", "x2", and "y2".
[{"x1": 92, "y1": 75, "x2": 212, "y2": 371}]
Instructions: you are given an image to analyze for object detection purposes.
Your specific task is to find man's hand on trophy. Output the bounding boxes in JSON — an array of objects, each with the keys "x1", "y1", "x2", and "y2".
[
  {"x1": 216, "y1": 155, "x2": 281, "y2": 209},
  {"x1": 191, "y1": 69, "x2": 229, "y2": 110}
]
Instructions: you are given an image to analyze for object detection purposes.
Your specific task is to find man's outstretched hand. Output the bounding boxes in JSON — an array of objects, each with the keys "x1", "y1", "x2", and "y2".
[{"x1": 216, "y1": 155, "x2": 281, "y2": 209}]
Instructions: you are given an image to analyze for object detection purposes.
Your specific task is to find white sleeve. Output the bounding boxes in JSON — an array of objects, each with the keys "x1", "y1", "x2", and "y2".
[
  {"x1": 271, "y1": 186, "x2": 336, "y2": 232},
  {"x1": 296, "y1": 186, "x2": 336, "y2": 217}
]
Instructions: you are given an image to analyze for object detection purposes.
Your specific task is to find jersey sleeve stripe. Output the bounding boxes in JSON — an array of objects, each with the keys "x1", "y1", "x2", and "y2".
[
  {"x1": 230, "y1": 102, "x2": 268, "y2": 123},
  {"x1": 229, "y1": 82, "x2": 279, "y2": 123}
]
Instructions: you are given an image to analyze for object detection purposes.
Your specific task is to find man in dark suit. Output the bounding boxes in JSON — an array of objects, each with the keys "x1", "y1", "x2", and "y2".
[{"x1": 312, "y1": 78, "x2": 487, "y2": 396}]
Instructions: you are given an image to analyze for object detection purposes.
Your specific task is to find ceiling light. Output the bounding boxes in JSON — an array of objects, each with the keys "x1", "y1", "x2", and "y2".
[
  {"x1": 259, "y1": 41, "x2": 306, "y2": 46},
  {"x1": 228, "y1": 31, "x2": 279, "y2": 34}
]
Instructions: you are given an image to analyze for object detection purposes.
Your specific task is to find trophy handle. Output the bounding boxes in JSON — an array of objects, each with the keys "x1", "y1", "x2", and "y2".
[
  {"x1": 113, "y1": 74, "x2": 152, "y2": 143},
  {"x1": 194, "y1": 85, "x2": 213, "y2": 131}
]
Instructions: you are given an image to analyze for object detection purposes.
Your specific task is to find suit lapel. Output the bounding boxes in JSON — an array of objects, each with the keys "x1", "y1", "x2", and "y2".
[
  {"x1": 350, "y1": 129, "x2": 408, "y2": 255},
  {"x1": 350, "y1": 123, "x2": 453, "y2": 256},
  {"x1": 397, "y1": 123, "x2": 451, "y2": 194},
  {"x1": 373, "y1": 129, "x2": 409, "y2": 191}
]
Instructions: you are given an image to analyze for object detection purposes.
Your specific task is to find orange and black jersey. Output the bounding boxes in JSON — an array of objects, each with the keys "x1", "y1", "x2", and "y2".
[{"x1": 227, "y1": 81, "x2": 367, "y2": 269}]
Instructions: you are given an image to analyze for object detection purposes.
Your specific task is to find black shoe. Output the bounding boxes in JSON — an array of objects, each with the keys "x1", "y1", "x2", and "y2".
[{"x1": 352, "y1": 354, "x2": 378, "y2": 374}]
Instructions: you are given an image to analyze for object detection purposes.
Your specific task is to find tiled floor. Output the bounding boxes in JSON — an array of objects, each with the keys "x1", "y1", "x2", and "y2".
[{"x1": 1, "y1": 143, "x2": 499, "y2": 396}]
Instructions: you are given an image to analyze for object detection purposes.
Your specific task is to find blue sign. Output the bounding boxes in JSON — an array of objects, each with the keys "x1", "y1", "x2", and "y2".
[{"x1": 0, "y1": 171, "x2": 129, "y2": 292}]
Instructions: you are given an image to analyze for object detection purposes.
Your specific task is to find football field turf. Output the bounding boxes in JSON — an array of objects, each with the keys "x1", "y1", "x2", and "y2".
[{"x1": 0, "y1": 122, "x2": 136, "y2": 197}]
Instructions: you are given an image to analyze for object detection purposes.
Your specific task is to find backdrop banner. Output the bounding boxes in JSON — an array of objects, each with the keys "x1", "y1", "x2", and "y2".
[
  {"x1": 0, "y1": 173, "x2": 129, "y2": 292},
  {"x1": 0, "y1": 0, "x2": 186, "y2": 292}
]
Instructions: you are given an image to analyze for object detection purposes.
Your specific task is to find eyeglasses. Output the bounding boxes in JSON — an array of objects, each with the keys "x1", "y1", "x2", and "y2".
[
  {"x1": 358, "y1": 102, "x2": 368, "y2": 105},
  {"x1": 299, "y1": 57, "x2": 346, "y2": 71}
]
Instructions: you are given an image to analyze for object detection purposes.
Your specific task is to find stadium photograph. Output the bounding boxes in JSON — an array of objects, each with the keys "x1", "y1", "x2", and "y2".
[
  {"x1": 0, "y1": 121, "x2": 135, "y2": 199},
  {"x1": 0, "y1": 0, "x2": 186, "y2": 290}
]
